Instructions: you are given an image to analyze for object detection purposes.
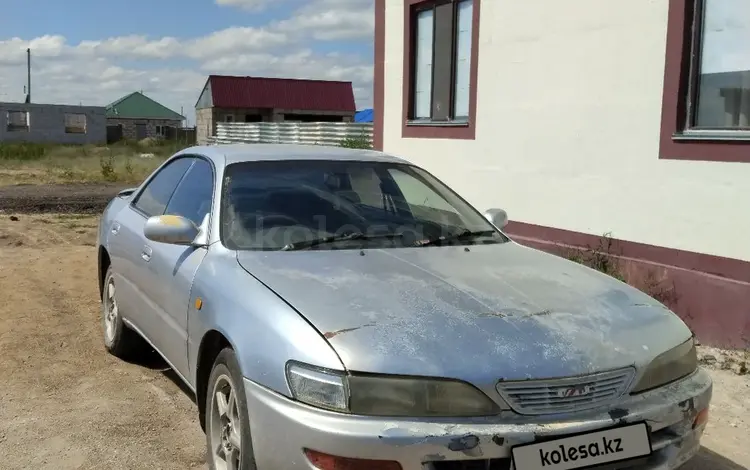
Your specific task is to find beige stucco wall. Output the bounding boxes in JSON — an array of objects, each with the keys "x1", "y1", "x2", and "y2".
[{"x1": 380, "y1": 0, "x2": 750, "y2": 262}]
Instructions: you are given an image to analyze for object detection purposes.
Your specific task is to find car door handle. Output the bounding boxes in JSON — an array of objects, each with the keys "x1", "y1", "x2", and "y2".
[
  {"x1": 141, "y1": 245, "x2": 152, "y2": 262},
  {"x1": 111, "y1": 222, "x2": 121, "y2": 235}
]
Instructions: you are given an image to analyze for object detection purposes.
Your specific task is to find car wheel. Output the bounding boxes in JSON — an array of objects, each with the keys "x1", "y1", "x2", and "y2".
[
  {"x1": 206, "y1": 348, "x2": 257, "y2": 470},
  {"x1": 101, "y1": 265, "x2": 143, "y2": 359}
]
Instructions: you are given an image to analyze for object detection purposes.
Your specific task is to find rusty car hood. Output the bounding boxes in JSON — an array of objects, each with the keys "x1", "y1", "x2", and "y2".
[{"x1": 236, "y1": 242, "x2": 692, "y2": 382}]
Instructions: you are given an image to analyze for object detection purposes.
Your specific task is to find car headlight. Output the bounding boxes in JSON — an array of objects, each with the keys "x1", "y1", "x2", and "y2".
[
  {"x1": 631, "y1": 337, "x2": 698, "y2": 394},
  {"x1": 286, "y1": 362, "x2": 501, "y2": 417},
  {"x1": 286, "y1": 362, "x2": 349, "y2": 412},
  {"x1": 347, "y1": 374, "x2": 500, "y2": 417}
]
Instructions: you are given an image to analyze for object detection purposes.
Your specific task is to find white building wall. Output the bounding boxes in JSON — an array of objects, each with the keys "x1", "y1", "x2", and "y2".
[{"x1": 381, "y1": 0, "x2": 750, "y2": 262}]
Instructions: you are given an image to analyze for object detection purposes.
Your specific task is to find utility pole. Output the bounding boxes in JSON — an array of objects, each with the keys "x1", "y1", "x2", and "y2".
[{"x1": 24, "y1": 48, "x2": 31, "y2": 103}]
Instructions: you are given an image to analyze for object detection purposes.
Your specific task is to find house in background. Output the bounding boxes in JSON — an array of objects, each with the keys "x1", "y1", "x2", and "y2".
[
  {"x1": 106, "y1": 91, "x2": 184, "y2": 142},
  {"x1": 195, "y1": 75, "x2": 356, "y2": 144},
  {"x1": 373, "y1": 0, "x2": 750, "y2": 348},
  {"x1": 0, "y1": 102, "x2": 106, "y2": 144}
]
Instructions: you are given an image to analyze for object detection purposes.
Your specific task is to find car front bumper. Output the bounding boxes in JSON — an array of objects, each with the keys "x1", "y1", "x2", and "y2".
[{"x1": 244, "y1": 368, "x2": 712, "y2": 470}]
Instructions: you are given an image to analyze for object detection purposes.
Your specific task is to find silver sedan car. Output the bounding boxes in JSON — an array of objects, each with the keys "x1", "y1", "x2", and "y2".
[{"x1": 97, "y1": 144, "x2": 711, "y2": 470}]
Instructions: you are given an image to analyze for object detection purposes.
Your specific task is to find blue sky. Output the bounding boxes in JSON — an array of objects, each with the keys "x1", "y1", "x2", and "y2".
[{"x1": 0, "y1": 0, "x2": 374, "y2": 124}]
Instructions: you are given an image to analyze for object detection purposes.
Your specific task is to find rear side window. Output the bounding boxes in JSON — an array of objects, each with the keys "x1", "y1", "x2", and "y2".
[
  {"x1": 164, "y1": 158, "x2": 214, "y2": 226},
  {"x1": 133, "y1": 157, "x2": 193, "y2": 217}
]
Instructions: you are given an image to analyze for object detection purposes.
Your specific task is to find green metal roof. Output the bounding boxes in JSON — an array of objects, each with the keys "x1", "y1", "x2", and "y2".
[{"x1": 105, "y1": 91, "x2": 184, "y2": 120}]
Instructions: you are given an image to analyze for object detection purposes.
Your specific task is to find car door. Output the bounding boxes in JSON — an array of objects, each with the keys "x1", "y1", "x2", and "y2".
[
  {"x1": 109, "y1": 156, "x2": 194, "y2": 353},
  {"x1": 142, "y1": 157, "x2": 214, "y2": 378}
]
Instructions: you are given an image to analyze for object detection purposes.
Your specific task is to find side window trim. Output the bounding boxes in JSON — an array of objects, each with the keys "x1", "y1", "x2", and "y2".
[
  {"x1": 130, "y1": 156, "x2": 195, "y2": 218},
  {"x1": 163, "y1": 154, "x2": 217, "y2": 233}
]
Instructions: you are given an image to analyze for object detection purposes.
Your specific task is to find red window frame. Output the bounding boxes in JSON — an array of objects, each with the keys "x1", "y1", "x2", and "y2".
[
  {"x1": 400, "y1": 0, "x2": 481, "y2": 141},
  {"x1": 660, "y1": 0, "x2": 750, "y2": 163}
]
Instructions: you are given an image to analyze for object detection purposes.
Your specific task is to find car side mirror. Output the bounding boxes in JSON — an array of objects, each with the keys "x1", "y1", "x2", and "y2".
[
  {"x1": 144, "y1": 215, "x2": 200, "y2": 245},
  {"x1": 483, "y1": 208, "x2": 508, "y2": 229}
]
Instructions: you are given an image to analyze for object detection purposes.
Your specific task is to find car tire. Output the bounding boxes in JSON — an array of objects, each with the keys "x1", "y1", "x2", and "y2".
[
  {"x1": 101, "y1": 265, "x2": 143, "y2": 359},
  {"x1": 206, "y1": 348, "x2": 257, "y2": 470}
]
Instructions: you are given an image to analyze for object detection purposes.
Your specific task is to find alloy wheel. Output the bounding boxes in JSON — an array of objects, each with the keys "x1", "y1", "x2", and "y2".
[{"x1": 209, "y1": 374, "x2": 242, "y2": 470}]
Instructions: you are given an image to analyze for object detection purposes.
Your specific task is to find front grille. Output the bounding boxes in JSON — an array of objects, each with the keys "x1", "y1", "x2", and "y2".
[{"x1": 495, "y1": 367, "x2": 636, "y2": 415}]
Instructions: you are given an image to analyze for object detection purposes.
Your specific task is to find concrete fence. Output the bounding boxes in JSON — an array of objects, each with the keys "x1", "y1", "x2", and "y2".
[{"x1": 209, "y1": 122, "x2": 373, "y2": 147}]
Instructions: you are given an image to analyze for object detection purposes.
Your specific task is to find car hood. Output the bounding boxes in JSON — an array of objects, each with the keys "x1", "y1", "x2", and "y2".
[{"x1": 236, "y1": 242, "x2": 692, "y2": 383}]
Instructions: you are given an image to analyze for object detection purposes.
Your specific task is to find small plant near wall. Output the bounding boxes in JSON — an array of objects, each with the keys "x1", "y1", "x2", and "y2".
[
  {"x1": 565, "y1": 232, "x2": 625, "y2": 282},
  {"x1": 563, "y1": 232, "x2": 679, "y2": 308},
  {"x1": 339, "y1": 135, "x2": 373, "y2": 150},
  {"x1": 124, "y1": 155, "x2": 134, "y2": 179},
  {"x1": 99, "y1": 153, "x2": 117, "y2": 182}
]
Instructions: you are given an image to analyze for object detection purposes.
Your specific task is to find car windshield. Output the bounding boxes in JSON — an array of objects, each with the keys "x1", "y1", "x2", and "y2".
[{"x1": 220, "y1": 159, "x2": 509, "y2": 251}]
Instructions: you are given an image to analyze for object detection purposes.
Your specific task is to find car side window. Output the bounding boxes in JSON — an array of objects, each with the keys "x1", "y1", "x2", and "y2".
[
  {"x1": 348, "y1": 167, "x2": 385, "y2": 208},
  {"x1": 164, "y1": 158, "x2": 214, "y2": 226},
  {"x1": 133, "y1": 157, "x2": 193, "y2": 217},
  {"x1": 387, "y1": 168, "x2": 457, "y2": 214}
]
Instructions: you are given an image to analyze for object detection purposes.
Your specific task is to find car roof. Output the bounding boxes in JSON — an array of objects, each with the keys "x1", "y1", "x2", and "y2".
[{"x1": 178, "y1": 143, "x2": 409, "y2": 166}]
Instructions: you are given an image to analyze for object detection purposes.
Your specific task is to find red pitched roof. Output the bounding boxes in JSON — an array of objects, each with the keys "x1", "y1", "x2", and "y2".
[{"x1": 207, "y1": 75, "x2": 356, "y2": 112}]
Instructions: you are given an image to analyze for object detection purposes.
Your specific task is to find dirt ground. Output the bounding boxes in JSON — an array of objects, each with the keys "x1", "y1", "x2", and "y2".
[
  {"x1": 0, "y1": 211, "x2": 748, "y2": 469},
  {"x1": 0, "y1": 183, "x2": 126, "y2": 214}
]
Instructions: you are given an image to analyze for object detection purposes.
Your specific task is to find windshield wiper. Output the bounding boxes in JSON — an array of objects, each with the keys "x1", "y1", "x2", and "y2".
[
  {"x1": 416, "y1": 229, "x2": 497, "y2": 247},
  {"x1": 280, "y1": 232, "x2": 403, "y2": 251}
]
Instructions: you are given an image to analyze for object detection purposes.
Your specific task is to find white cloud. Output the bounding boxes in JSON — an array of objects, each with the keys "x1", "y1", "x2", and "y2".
[
  {"x1": 76, "y1": 36, "x2": 183, "y2": 60},
  {"x1": 0, "y1": 0, "x2": 375, "y2": 125},
  {"x1": 186, "y1": 27, "x2": 290, "y2": 60},
  {"x1": 0, "y1": 27, "x2": 290, "y2": 64},
  {"x1": 274, "y1": 0, "x2": 375, "y2": 41},
  {"x1": 0, "y1": 36, "x2": 68, "y2": 65},
  {"x1": 201, "y1": 49, "x2": 372, "y2": 81},
  {"x1": 214, "y1": 0, "x2": 282, "y2": 11}
]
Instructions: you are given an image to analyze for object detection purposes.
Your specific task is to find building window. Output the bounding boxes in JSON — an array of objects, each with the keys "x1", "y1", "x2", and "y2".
[
  {"x1": 687, "y1": 0, "x2": 750, "y2": 130},
  {"x1": 64, "y1": 113, "x2": 87, "y2": 134},
  {"x1": 401, "y1": 0, "x2": 479, "y2": 140},
  {"x1": 6, "y1": 111, "x2": 29, "y2": 132},
  {"x1": 224, "y1": 115, "x2": 234, "y2": 123},
  {"x1": 660, "y1": 0, "x2": 750, "y2": 163},
  {"x1": 409, "y1": 0, "x2": 473, "y2": 123}
]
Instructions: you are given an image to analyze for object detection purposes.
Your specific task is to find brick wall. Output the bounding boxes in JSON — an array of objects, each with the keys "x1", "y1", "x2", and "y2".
[
  {"x1": 196, "y1": 108, "x2": 213, "y2": 145},
  {"x1": 107, "y1": 118, "x2": 183, "y2": 141}
]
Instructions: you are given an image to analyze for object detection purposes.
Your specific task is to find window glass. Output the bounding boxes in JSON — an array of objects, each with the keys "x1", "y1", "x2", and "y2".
[
  {"x1": 387, "y1": 168, "x2": 458, "y2": 214},
  {"x1": 695, "y1": 0, "x2": 750, "y2": 129},
  {"x1": 221, "y1": 160, "x2": 507, "y2": 251},
  {"x1": 349, "y1": 167, "x2": 385, "y2": 208},
  {"x1": 454, "y1": 0, "x2": 473, "y2": 119},
  {"x1": 133, "y1": 157, "x2": 193, "y2": 217},
  {"x1": 410, "y1": 0, "x2": 474, "y2": 122},
  {"x1": 414, "y1": 9, "x2": 434, "y2": 119},
  {"x1": 165, "y1": 158, "x2": 214, "y2": 226}
]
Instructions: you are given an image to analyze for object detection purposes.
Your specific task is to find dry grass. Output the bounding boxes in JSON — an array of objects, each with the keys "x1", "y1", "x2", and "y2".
[{"x1": 0, "y1": 140, "x2": 189, "y2": 186}]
